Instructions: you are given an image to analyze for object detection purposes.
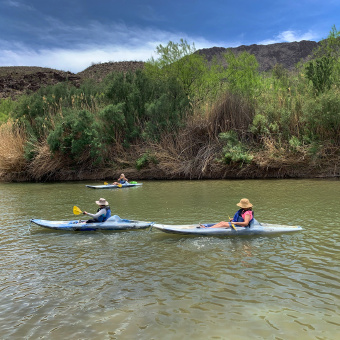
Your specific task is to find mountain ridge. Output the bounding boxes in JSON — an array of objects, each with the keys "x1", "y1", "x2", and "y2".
[{"x1": 0, "y1": 40, "x2": 319, "y2": 99}]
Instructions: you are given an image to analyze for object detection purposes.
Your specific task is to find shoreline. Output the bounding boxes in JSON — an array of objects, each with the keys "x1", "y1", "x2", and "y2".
[{"x1": 1, "y1": 162, "x2": 339, "y2": 182}]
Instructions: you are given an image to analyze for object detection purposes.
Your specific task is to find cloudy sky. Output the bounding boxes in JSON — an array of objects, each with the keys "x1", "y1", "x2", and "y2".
[{"x1": 0, "y1": 0, "x2": 339, "y2": 73}]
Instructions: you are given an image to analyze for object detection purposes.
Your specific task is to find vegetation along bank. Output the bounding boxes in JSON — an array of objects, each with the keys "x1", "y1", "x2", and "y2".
[{"x1": 0, "y1": 26, "x2": 339, "y2": 182}]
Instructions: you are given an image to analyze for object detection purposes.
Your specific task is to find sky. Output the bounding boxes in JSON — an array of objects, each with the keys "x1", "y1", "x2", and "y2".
[{"x1": 0, "y1": 0, "x2": 339, "y2": 73}]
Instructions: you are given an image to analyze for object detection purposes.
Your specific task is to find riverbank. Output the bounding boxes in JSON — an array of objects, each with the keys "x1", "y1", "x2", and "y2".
[{"x1": 1, "y1": 146, "x2": 339, "y2": 182}]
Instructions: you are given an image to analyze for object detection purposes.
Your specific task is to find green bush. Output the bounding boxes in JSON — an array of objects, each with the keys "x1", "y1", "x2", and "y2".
[
  {"x1": 306, "y1": 56, "x2": 333, "y2": 94},
  {"x1": 47, "y1": 109, "x2": 100, "y2": 160},
  {"x1": 0, "y1": 98, "x2": 15, "y2": 123},
  {"x1": 136, "y1": 151, "x2": 158, "y2": 170},
  {"x1": 219, "y1": 131, "x2": 253, "y2": 165},
  {"x1": 103, "y1": 70, "x2": 190, "y2": 142},
  {"x1": 302, "y1": 89, "x2": 340, "y2": 142}
]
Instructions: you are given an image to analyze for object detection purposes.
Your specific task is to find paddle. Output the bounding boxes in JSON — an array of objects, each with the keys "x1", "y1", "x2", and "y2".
[
  {"x1": 228, "y1": 215, "x2": 237, "y2": 231},
  {"x1": 104, "y1": 181, "x2": 122, "y2": 187},
  {"x1": 73, "y1": 206, "x2": 83, "y2": 215}
]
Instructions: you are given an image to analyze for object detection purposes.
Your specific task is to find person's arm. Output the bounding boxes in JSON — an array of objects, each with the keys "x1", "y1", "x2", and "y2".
[
  {"x1": 233, "y1": 212, "x2": 251, "y2": 227},
  {"x1": 85, "y1": 208, "x2": 106, "y2": 219}
]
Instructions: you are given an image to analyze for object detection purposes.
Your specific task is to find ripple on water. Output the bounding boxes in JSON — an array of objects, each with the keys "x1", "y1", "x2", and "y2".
[{"x1": 1, "y1": 180, "x2": 340, "y2": 339}]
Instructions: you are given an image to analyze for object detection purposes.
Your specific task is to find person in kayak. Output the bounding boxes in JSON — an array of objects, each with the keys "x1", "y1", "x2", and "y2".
[
  {"x1": 201, "y1": 198, "x2": 254, "y2": 228},
  {"x1": 113, "y1": 173, "x2": 128, "y2": 185},
  {"x1": 83, "y1": 198, "x2": 111, "y2": 223}
]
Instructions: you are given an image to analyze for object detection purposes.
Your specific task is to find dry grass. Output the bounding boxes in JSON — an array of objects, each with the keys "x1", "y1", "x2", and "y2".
[
  {"x1": 147, "y1": 92, "x2": 255, "y2": 178},
  {"x1": 206, "y1": 92, "x2": 255, "y2": 139},
  {"x1": 0, "y1": 121, "x2": 26, "y2": 175},
  {"x1": 26, "y1": 141, "x2": 72, "y2": 180}
]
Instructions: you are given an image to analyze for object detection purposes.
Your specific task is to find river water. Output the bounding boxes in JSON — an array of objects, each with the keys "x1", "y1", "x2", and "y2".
[{"x1": 0, "y1": 179, "x2": 339, "y2": 339}]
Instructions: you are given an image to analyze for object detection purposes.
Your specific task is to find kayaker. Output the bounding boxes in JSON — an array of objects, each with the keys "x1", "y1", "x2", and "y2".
[
  {"x1": 83, "y1": 198, "x2": 111, "y2": 223},
  {"x1": 113, "y1": 173, "x2": 128, "y2": 185},
  {"x1": 201, "y1": 198, "x2": 254, "y2": 228}
]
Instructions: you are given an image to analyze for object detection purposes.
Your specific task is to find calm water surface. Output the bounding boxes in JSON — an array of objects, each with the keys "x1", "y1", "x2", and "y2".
[{"x1": 0, "y1": 179, "x2": 339, "y2": 339}]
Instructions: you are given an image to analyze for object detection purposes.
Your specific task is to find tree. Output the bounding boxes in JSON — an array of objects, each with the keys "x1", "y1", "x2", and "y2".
[
  {"x1": 222, "y1": 51, "x2": 261, "y2": 97},
  {"x1": 145, "y1": 39, "x2": 207, "y2": 98},
  {"x1": 306, "y1": 56, "x2": 333, "y2": 94}
]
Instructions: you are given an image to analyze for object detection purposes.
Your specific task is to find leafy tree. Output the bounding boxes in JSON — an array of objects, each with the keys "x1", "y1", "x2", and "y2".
[
  {"x1": 315, "y1": 25, "x2": 340, "y2": 59},
  {"x1": 308, "y1": 25, "x2": 340, "y2": 92},
  {"x1": 222, "y1": 51, "x2": 261, "y2": 97},
  {"x1": 145, "y1": 39, "x2": 208, "y2": 97},
  {"x1": 104, "y1": 70, "x2": 190, "y2": 143},
  {"x1": 306, "y1": 56, "x2": 333, "y2": 94},
  {"x1": 47, "y1": 109, "x2": 100, "y2": 160}
]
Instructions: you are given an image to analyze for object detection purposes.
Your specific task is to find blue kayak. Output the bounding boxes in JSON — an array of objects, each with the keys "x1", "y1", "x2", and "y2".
[
  {"x1": 151, "y1": 219, "x2": 303, "y2": 236},
  {"x1": 30, "y1": 215, "x2": 153, "y2": 231},
  {"x1": 86, "y1": 183, "x2": 143, "y2": 189}
]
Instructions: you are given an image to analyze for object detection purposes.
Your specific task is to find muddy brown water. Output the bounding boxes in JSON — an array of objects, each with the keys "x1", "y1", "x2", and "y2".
[{"x1": 0, "y1": 179, "x2": 339, "y2": 339}]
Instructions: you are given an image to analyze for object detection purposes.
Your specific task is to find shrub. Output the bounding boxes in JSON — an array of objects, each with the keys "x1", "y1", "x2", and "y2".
[
  {"x1": 219, "y1": 131, "x2": 253, "y2": 165},
  {"x1": 0, "y1": 98, "x2": 16, "y2": 123},
  {"x1": 136, "y1": 151, "x2": 158, "y2": 170},
  {"x1": 47, "y1": 109, "x2": 100, "y2": 160}
]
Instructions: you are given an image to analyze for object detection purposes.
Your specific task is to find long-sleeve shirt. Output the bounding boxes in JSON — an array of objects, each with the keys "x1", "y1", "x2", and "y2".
[{"x1": 87, "y1": 208, "x2": 107, "y2": 220}]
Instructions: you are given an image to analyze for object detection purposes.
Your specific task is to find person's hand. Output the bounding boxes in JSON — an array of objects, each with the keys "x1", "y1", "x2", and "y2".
[{"x1": 83, "y1": 211, "x2": 87, "y2": 215}]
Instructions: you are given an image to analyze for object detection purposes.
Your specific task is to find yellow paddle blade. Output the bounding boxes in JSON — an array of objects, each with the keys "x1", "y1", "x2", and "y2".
[
  {"x1": 228, "y1": 215, "x2": 237, "y2": 231},
  {"x1": 118, "y1": 183, "x2": 122, "y2": 188},
  {"x1": 104, "y1": 182, "x2": 108, "y2": 185},
  {"x1": 73, "y1": 206, "x2": 82, "y2": 215}
]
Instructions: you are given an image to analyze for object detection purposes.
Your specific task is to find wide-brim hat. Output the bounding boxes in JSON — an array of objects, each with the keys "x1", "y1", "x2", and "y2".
[
  {"x1": 96, "y1": 198, "x2": 109, "y2": 206},
  {"x1": 236, "y1": 198, "x2": 253, "y2": 209}
]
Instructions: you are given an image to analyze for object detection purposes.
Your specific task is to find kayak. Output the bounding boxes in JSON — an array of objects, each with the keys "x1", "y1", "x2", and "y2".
[
  {"x1": 151, "y1": 219, "x2": 303, "y2": 236},
  {"x1": 30, "y1": 215, "x2": 154, "y2": 231},
  {"x1": 86, "y1": 183, "x2": 143, "y2": 189}
]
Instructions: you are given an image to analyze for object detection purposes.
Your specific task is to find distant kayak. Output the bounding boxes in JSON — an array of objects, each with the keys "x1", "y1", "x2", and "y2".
[
  {"x1": 30, "y1": 215, "x2": 153, "y2": 231},
  {"x1": 86, "y1": 183, "x2": 143, "y2": 189},
  {"x1": 151, "y1": 219, "x2": 303, "y2": 236}
]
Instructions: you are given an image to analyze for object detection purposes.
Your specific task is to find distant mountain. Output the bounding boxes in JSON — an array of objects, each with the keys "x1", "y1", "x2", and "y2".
[
  {"x1": 197, "y1": 40, "x2": 319, "y2": 71},
  {"x1": 0, "y1": 41, "x2": 319, "y2": 99}
]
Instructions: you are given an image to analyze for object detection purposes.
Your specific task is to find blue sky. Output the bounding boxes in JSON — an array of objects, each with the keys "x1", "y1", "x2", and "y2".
[{"x1": 0, "y1": 0, "x2": 339, "y2": 73}]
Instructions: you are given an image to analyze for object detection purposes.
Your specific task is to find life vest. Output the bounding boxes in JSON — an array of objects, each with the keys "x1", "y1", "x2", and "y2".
[
  {"x1": 233, "y1": 209, "x2": 254, "y2": 227},
  {"x1": 96, "y1": 206, "x2": 111, "y2": 222},
  {"x1": 119, "y1": 179, "x2": 126, "y2": 184}
]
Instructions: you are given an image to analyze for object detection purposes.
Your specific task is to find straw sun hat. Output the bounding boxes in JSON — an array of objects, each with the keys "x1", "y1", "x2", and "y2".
[
  {"x1": 96, "y1": 198, "x2": 109, "y2": 206},
  {"x1": 236, "y1": 198, "x2": 253, "y2": 209}
]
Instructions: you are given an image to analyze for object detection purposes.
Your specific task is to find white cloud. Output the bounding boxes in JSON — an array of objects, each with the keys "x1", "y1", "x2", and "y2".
[
  {"x1": 0, "y1": 37, "x2": 226, "y2": 73},
  {"x1": 4, "y1": 0, "x2": 34, "y2": 10},
  {"x1": 258, "y1": 30, "x2": 319, "y2": 45},
  {"x1": 0, "y1": 20, "x2": 230, "y2": 73}
]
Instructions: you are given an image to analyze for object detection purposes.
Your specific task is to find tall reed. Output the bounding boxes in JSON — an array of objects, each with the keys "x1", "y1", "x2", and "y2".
[{"x1": 0, "y1": 121, "x2": 26, "y2": 175}]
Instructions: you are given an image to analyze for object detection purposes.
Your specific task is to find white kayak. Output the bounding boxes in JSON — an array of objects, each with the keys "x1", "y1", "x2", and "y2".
[
  {"x1": 86, "y1": 183, "x2": 143, "y2": 189},
  {"x1": 30, "y1": 215, "x2": 154, "y2": 231},
  {"x1": 151, "y1": 219, "x2": 303, "y2": 236}
]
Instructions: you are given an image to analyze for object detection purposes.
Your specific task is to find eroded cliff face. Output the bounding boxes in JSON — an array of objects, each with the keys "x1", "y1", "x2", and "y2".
[{"x1": 0, "y1": 41, "x2": 319, "y2": 99}]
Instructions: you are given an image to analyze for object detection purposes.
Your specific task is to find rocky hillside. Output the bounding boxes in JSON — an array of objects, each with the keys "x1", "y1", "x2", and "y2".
[
  {"x1": 197, "y1": 40, "x2": 319, "y2": 71},
  {"x1": 0, "y1": 66, "x2": 82, "y2": 99},
  {"x1": 0, "y1": 40, "x2": 319, "y2": 99},
  {"x1": 77, "y1": 61, "x2": 145, "y2": 82}
]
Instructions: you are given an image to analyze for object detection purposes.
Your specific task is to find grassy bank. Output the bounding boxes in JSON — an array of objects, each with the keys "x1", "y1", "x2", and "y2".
[{"x1": 0, "y1": 30, "x2": 339, "y2": 181}]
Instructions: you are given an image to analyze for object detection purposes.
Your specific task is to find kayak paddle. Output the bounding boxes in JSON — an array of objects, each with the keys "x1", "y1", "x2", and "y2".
[
  {"x1": 228, "y1": 215, "x2": 237, "y2": 230},
  {"x1": 73, "y1": 206, "x2": 83, "y2": 215},
  {"x1": 104, "y1": 182, "x2": 122, "y2": 187}
]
